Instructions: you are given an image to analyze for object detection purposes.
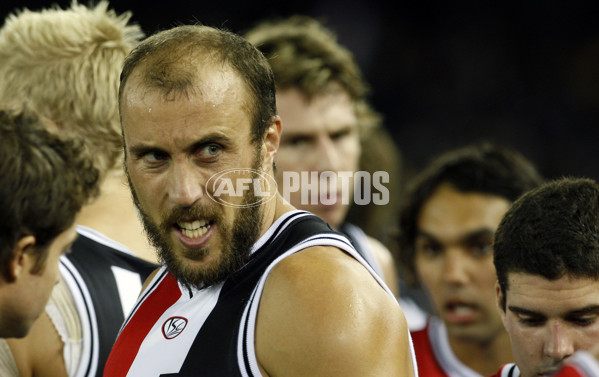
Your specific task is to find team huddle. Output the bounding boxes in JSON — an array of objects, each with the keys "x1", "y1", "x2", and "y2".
[{"x1": 0, "y1": 2, "x2": 598, "y2": 377}]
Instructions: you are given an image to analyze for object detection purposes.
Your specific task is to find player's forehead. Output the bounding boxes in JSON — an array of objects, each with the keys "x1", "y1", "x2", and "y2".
[
  {"x1": 276, "y1": 86, "x2": 357, "y2": 135},
  {"x1": 505, "y1": 272, "x2": 599, "y2": 315},
  {"x1": 416, "y1": 184, "x2": 510, "y2": 240}
]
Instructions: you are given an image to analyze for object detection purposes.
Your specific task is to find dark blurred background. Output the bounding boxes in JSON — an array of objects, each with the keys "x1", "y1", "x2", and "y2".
[{"x1": 2, "y1": 0, "x2": 598, "y2": 182}]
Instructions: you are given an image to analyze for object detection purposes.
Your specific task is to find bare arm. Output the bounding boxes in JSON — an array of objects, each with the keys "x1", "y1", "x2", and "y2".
[{"x1": 255, "y1": 246, "x2": 414, "y2": 377}]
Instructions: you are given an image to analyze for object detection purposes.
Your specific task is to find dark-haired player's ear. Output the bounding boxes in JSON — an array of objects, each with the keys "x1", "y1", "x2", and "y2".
[
  {"x1": 3, "y1": 235, "x2": 36, "y2": 282},
  {"x1": 495, "y1": 281, "x2": 509, "y2": 328}
]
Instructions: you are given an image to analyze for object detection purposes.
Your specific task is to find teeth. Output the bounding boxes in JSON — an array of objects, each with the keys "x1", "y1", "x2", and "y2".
[
  {"x1": 178, "y1": 220, "x2": 211, "y2": 239},
  {"x1": 451, "y1": 305, "x2": 474, "y2": 315},
  {"x1": 178, "y1": 220, "x2": 208, "y2": 230}
]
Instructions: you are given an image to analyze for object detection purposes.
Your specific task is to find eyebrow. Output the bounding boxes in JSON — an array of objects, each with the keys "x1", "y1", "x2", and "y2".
[
  {"x1": 280, "y1": 131, "x2": 315, "y2": 140},
  {"x1": 508, "y1": 305, "x2": 599, "y2": 317},
  {"x1": 508, "y1": 306, "x2": 542, "y2": 316},
  {"x1": 281, "y1": 124, "x2": 355, "y2": 139},
  {"x1": 416, "y1": 228, "x2": 495, "y2": 244},
  {"x1": 567, "y1": 305, "x2": 599, "y2": 316}
]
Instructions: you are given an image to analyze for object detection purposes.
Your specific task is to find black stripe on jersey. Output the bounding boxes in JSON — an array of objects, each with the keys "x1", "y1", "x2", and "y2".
[
  {"x1": 119, "y1": 268, "x2": 169, "y2": 334},
  {"x1": 297, "y1": 234, "x2": 355, "y2": 250},
  {"x1": 508, "y1": 364, "x2": 517, "y2": 377},
  {"x1": 61, "y1": 259, "x2": 97, "y2": 377},
  {"x1": 242, "y1": 287, "x2": 260, "y2": 377},
  {"x1": 256, "y1": 211, "x2": 310, "y2": 251}
]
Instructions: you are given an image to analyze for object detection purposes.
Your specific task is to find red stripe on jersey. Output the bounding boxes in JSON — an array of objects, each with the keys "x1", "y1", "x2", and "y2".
[
  {"x1": 555, "y1": 365, "x2": 588, "y2": 377},
  {"x1": 103, "y1": 273, "x2": 182, "y2": 377},
  {"x1": 410, "y1": 323, "x2": 450, "y2": 377},
  {"x1": 487, "y1": 364, "x2": 507, "y2": 377}
]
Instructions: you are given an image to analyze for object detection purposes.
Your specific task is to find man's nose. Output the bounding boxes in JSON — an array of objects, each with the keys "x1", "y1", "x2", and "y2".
[
  {"x1": 441, "y1": 249, "x2": 470, "y2": 286},
  {"x1": 168, "y1": 160, "x2": 204, "y2": 207},
  {"x1": 313, "y1": 137, "x2": 341, "y2": 172},
  {"x1": 543, "y1": 322, "x2": 575, "y2": 362}
]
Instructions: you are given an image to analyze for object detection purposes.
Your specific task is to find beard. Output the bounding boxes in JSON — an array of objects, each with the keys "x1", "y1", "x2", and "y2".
[{"x1": 128, "y1": 154, "x2": 265, "y2": 289}]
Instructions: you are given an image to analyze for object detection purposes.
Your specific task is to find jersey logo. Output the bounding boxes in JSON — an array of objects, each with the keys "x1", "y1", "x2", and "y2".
[{"x1": 162, "y1": 316, "x2": 188, "y2": 339}]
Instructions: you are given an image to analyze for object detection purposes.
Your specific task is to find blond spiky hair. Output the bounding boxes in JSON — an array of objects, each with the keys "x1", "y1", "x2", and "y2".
[{"x1": 0, "y1": 1, "x2": 144, "y2": 178}]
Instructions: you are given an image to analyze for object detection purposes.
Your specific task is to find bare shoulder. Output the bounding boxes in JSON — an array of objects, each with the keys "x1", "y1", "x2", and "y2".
[
  {"x1": 6, "y1": 312, "x2": 67, "y2": 377},
  {"x1": 366, "y1": 235, "x2": 393, "y2": 265},
  {"x1": 255, "y1": 245, "x2": 414, "y2": 377},
  {"x1": 366, "y1": 235, "x2": 400, "y2": 297}
]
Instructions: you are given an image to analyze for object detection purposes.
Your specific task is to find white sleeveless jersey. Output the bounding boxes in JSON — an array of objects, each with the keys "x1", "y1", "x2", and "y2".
[{"x1": 104, "y1": 210, "x2": 418, "y2": 376}]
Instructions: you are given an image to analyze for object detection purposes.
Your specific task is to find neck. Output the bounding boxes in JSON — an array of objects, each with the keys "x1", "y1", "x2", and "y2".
[
  {"x1": 260, "y1": 194, "x2": 296, "y2": 237},
  {"x1": 76, "y1": 169, "x2": 158, "y2": 264},
  {"x1": 448, "y1": 327, "x2": 513, "y2": 376}
]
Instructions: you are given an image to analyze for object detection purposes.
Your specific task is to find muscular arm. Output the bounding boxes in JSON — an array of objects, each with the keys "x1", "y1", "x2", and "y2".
[{"x1": 255, "y1": 246, "x2": 414, "y2": 377}]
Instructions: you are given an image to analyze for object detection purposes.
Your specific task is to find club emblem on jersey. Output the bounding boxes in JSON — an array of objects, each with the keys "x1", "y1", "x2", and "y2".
[{"x1": 162, "y1": 316, "x2": 188, "y2": 339}]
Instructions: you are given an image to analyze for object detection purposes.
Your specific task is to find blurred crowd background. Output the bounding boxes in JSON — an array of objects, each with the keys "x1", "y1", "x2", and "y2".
[{"x1": 2, "y1": 0, "x2": 598, "y2": 183}]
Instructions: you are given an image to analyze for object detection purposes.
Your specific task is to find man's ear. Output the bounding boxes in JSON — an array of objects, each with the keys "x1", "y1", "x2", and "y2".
[
  {"x1": 4, "y1": 235, "x2": 36, "y2": 282},
  {"x1": 495, "y1": 280, "x2": 508, "y2": 326},
  {"x1": 262, "y1": 116, "x2": 282, "y2": 168}
]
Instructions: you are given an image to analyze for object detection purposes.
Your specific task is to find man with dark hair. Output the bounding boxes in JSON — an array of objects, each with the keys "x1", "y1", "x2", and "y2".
[
  {"x1": 491, "y1": 177, "x2": 599, "y2": 377},
  {"x1": 398, "y1": 142, "x2": 543, "y2": 376},
  {"x1": 0, "y1": 108, "x2": 98, "y2": 339},
  {"x1": 0, "y1": 3, "x2": 157, "y2": 376},
  {"x1": 103, "y1": 24, "x2": 416, "y2": 376}
]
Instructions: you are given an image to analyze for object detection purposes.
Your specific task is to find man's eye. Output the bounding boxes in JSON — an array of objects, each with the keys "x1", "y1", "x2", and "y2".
[
  {"x1": 144, "y1": 151, "x2": 168, "y2": 162},
  {"x1": 416, "y1": 241, "x2": 443, "y2": 257},
  {"x1": 331, "y1": 129, "x2": 351, "y2": 141},
  {"x1": 470, "y1": 242, "x2": 493, "y2": 256},
  {"x1": 569, "y1": 316, "x2": 597, "y2": 327},
  {"x1": 201, "y1": 144, "x2": 221, "y2": 157},
  {"x1": 518, "y1": 316, "x2": 545, "y2": 327},
  {"x1": 286, "y1": 136, "x2": 311, "y2": 147}
]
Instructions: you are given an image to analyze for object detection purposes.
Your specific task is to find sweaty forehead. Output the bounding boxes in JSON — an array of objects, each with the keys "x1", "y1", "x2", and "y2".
[{"x1": 122, "y1": 62, "x2": 250, "y2": 111}]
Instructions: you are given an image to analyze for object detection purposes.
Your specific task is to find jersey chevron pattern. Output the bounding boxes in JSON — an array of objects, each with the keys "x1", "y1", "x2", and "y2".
[
  {"x1": 103, "y1": 210, "x2": 406, "y2": 376},
  {"x1": 61, "y1": 226, "x2": 157, "y2": 377}
]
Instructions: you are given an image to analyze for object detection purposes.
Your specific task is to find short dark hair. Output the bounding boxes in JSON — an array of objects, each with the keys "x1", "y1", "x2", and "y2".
[
  {"x1": 119, "y1": 24, "x2": 276, "y2": 145},
  {"x1": 494, "y1": 177, "x2": 599, "y2": 305},
  {"x1": 0, "y1": 109, "x2": 99, "y2": 273},
  {"x1": 397, "y1": 142, "x2": 544, "y2": 286}
]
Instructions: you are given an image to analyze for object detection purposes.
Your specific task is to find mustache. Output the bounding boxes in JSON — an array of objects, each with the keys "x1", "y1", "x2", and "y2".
[{"x1": 161, "y1": 202, "x2": 223, "y2": 229}]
